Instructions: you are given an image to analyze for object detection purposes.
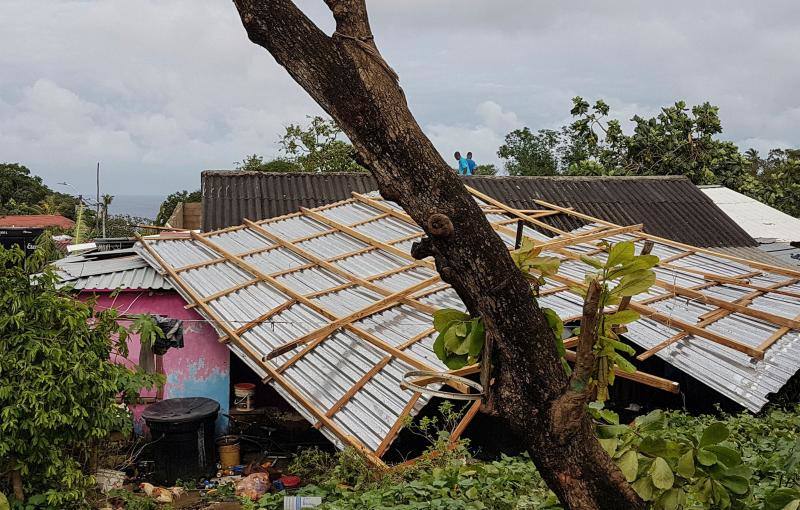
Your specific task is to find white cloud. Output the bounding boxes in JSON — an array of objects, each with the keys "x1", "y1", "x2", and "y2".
[{"x1": 0, "y1": 0, "x2": 798, "y2": 196}]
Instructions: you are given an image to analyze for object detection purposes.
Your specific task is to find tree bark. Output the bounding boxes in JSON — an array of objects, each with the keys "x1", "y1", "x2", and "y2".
[
  {"x1": 11, "y1": 468, "x2": 24, "y2": 501},
  {"x1": 231, "y1": 1, "x2": 643, "y2": 508}
]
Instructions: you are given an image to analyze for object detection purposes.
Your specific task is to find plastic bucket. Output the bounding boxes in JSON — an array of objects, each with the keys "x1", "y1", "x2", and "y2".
[
  {"x1": 95, "y1": 469, "x2": 125, "y2": 493},
  {"x1": 234, "y1": 383, "x2": 256, "y2": 411},
  {"x1": 216, "y1": 435, "x2": 241, "y2": 468}
]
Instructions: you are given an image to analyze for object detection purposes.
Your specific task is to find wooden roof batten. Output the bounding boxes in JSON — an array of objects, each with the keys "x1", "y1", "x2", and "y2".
[{"x1": 139, "y1": 186, "x2": 800, "y2": 461}]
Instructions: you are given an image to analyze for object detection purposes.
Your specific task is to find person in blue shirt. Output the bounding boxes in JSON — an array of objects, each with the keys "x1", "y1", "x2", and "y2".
[
  {"x1": 454, "y1": 151, "x2": 471, "y2": 175},
  {"x1": 466, "y1": 152, "x2": 477, "y2": 175}
]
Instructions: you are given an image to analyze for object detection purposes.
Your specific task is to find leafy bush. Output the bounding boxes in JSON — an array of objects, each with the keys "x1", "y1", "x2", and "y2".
[
  {"x1": 0, "y1": 245, "x2": 163, "y2": 507},
  {"x1": 240, "y1": 406, "x2": 800, "y2": 510}
]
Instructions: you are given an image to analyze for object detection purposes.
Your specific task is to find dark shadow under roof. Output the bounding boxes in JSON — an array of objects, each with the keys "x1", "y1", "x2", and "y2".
[{"x1": 201, "y1": 171, "x2": 757, "y2": 248}]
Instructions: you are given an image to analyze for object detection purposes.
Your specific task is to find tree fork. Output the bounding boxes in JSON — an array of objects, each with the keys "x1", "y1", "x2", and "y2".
[{"x1": 232, "y1": 1, "x2": 643, "y2": 508}]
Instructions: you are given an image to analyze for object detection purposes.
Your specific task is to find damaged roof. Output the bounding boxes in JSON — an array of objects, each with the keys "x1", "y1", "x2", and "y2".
[
  {"x1": 201, "y1": 171, "x2": 757, "y2": 248},
  {"x1": 139, "y1": 187, "x2": 800, "y2": 460},
  {"x1": 53, "y1": 249, "x2": 172, "y2": 291}
]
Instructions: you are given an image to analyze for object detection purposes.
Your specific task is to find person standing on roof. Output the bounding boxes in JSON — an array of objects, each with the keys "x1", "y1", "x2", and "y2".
[
  {"x1": 466, "y1": 152, "x2": 477, "y2": 176},
  {"x1": 454, "y1": 151, "x2": 471, "y2": 175}
]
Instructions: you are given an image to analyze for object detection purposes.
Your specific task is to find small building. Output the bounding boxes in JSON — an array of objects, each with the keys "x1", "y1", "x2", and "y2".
[
  {"x1": 700, "y1": 185, "x2": 800, "y2": 267},
  {"x1": 0, "y1": 214, "x2": 76, "y2": 255},
  {"x1": 53, "y1": 248, "x2": 230, "y2": 433}
]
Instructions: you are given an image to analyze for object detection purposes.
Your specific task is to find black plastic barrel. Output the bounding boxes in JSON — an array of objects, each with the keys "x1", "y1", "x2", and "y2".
[{"x1": 142, "y1": 397, "x2": 220, "y2": 484}]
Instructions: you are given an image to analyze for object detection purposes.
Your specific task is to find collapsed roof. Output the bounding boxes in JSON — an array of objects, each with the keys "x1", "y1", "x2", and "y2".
[{"x1": 138, "y1": 187, "x2": 800, "y2": 462}]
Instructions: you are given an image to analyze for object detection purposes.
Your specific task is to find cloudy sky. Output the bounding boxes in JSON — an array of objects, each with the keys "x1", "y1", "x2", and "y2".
[{"x1": 1, "y1": 1, "x2": 798, "y2": 196}]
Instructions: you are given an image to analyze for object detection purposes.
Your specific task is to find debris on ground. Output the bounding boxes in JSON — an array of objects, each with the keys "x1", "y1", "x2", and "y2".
[{"x1": 234, "y1": 472, "x2": 271, "y2": 501}]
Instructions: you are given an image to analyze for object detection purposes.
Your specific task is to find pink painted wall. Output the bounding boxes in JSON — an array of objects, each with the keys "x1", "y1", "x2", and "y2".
[{"x1": 88, "y1": 290, "x2": 230, "y2": 434}]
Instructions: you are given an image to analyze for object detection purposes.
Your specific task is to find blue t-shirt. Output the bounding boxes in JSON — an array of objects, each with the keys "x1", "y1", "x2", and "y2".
[
  {"x1": 458, "y1": 157, "x2": 470, "y2": 175},
  {"x1": 466, "y1": 158, "x2": 477, "y2": 174}
]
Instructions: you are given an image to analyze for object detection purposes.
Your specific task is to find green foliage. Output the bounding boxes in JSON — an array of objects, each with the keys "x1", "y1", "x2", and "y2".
[
  {"x1": 0, "y1": 162, "x2": 80, "y2": 219},
  {"x1": 96, "y1": 214, "x2": 154, "y2": 238},
  {"x1": 237, "y1": 116, "x2": 366, "y2": 176},
  {"x1": 497, "y1": 127, "x2": 561, "y2": 176},
  {"x1": 576, "y1": 240, "x2": 658, "y2": 400},
  {"x1": 0, "y1": 244, "x2": 163, "y2": 507},
  {"x1": 472, "y1": 164, "x2": 497, "y2": 176},
  {"x1": 236, "y1": 154, "x2": 301, "y2": 173},
  {"x1": 432, "y1": 309, "x2": 483, "y2": 369},
  {"x1": 279, "y1": 116, "x2": 366, "y2": 173},
  {"x1": 239, "y1": 406, "x2": 800, "y2": 510},
  {"x1": 106, "y1": 489, "x2": 158, "y2": 510},
  {"x1": 155, "y1": 189, "x2": 201, "y2": 226},
  {"x1": 599, "y1": 411, "x2": 754, "y2": 509},
  {"x1": 496, "y1": 99, "x2": 800, "y2": 218}
]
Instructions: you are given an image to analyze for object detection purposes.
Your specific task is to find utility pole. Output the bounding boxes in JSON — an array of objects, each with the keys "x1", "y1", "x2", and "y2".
[{"x1": 95, "y1": 162, "x2": 100, "y2": 236}]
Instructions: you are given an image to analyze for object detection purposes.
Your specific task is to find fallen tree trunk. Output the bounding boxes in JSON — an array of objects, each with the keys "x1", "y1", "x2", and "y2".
[{"x1": 231, "y1": 1, "x2": 643, "y2": 508}]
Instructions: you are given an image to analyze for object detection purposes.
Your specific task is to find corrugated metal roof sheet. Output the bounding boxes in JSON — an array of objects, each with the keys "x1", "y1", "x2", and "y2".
[
  {"x1": 201, "y1": 171, "x2": 757, "y2": 248},
  {"x1": 564, "y1": 224, "x2": 800, "y2": 412},
  {"x1": 140, "y1": 188, "x2": 800, "y2": 459},
  {"x1": 53, "y1": 253, "x2": 172, "y2": 291}
]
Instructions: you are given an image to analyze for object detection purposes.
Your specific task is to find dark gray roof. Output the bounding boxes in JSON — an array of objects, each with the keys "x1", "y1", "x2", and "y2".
[{"x1": 201, "y1": 171, "x2": 757, "y2": 248}]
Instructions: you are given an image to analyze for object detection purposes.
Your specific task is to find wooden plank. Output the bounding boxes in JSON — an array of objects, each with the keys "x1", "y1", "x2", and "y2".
[
  {"x1": 527, "y1": 197, "x2": 618, "y2": 228},
  {"x1": 562, "y1": 350, "x2": 680, "y2": 393},
  {"x1": 449, "y1": 400, "x2": 483, "y2": 446},
  {"x1": 408, "y1": 364, "x2": 481, "y2": 387},
  {"x1": 365, "y1": 261, "x2": 432, "y2": 282},
  {"x1": 198, "y1": 277, "x2": 260, "y2": 304},
  {"x1": 244, "y1": 219, "x2": 436, "y2": 315},
  {"x1": 316, "y1": 356, "x2": 393, "y2": 427},
  {"x1": 218, "y1": 299, "x2": 298, "y2": 343},
  {"x1": 633, "y1": 232, "x2": 800, "y2": 279},
  {"x1": 653, "y1": 280, "x2": 800, "y2": 331},
  {"x1": 534, "y1": 224, "x2": 644, "y2": 252},
  {"x1": 348, "y1": 211, "x2": 391, "y2": 227},
  {"x1": 397, "y1": 327, "x2": 436, "y2": 350},
  {"x1": 188, "y1": 231, "x2": 441, "y2": 375},
  {"x1": 637, "y1": 278, "x2": 800, "y2": 359},
  {"x1": 541, "y1": 270, "x2": 765, "y2": 359},
  {"x1": 135, "y1": 235, "x2": 385, "y2": 466},
  {"x1": 302, "y1": 207, "x2": 432, "y2": 267},
  {"x1": 464, "y1": 186, "x2": 570, "y2": 235},
  {"x1": 287, "y1": 228, "x2": 337, "y2": 244},
  {"x1": 265, "y1": 276, "x2": 440, "y2": 360},
  {"x1": 757, "y1": 313, "x2": 800, "y2": 351},
  {"x1": 327, "y1": 246, "x2": 378, "y2": 262},
  {"x1": 376, "y1": 392, "x2": 422, "y2": 456},
  {"x1": 174, "y1": 244, "x2": 280, "y2": 273},
  {"x1": 304, "y1": 282, "x2": 359, "y2": 299}
]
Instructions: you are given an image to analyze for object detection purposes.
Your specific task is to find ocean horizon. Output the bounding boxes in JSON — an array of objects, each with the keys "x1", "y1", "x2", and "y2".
[{"x1": 107, "y1": 194, "x2": 165, "y2": 221}]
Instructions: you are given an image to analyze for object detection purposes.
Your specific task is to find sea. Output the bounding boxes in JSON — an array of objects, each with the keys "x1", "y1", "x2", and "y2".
[{"x1": 107, "y1": 194, "x2": 166, "y2": 221}]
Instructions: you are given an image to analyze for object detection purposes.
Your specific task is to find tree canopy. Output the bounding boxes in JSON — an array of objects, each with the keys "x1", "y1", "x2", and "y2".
[
  {"x1": 237, "y1": 116, "x2": 366, "y2": 174},
  {"x1": 496, "y1": 98, "x2": 799, "y2": 217},
  {"x1": 0, "y1": 162, "x2": 80, "y2": 219}
]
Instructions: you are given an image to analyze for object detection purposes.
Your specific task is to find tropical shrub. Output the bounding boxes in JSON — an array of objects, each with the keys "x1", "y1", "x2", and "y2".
[{"x1": 0, "y1": 245, "x2": 162, "y2": 508}]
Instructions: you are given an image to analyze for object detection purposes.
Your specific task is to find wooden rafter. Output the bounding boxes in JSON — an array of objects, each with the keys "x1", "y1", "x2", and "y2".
[
  {"x1": 135, "y1": 234, "x2": 386, "y2": 467},
  {"x1": 188, "y1": 231, "x2": 443, "y2": 375},
  {"x1": 243, "y1": 219, "x2": 437, "y2": 315}
]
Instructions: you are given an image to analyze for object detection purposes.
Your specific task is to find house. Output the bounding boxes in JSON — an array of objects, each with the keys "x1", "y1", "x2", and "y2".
[
  {"x1": 138, "y1": 184, "x2": 800, "y2": 462},
  {"x1": 700, "y1": 185, "x2": 800, "y2": 267},
  {"x1": 53, "y1": 248, "x2": 230, "y2": 433},
  {"x1": 0, "y1": 214, "x2": 75, "y2": 229},
  {"x1": 201, "y1": 171, "x2": 781, "y2": 265},
  {"x1": 1, "y1": 214, "x2": 76, "y2": 255}
]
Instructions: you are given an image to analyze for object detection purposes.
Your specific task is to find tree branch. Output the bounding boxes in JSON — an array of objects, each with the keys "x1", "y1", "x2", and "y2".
[
  {"x1": 570, "y1": 279, "x2": 602, "y2": 393},
  {"x1": 323, "y1": 0, "x2": 373, "y2": 40}
]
